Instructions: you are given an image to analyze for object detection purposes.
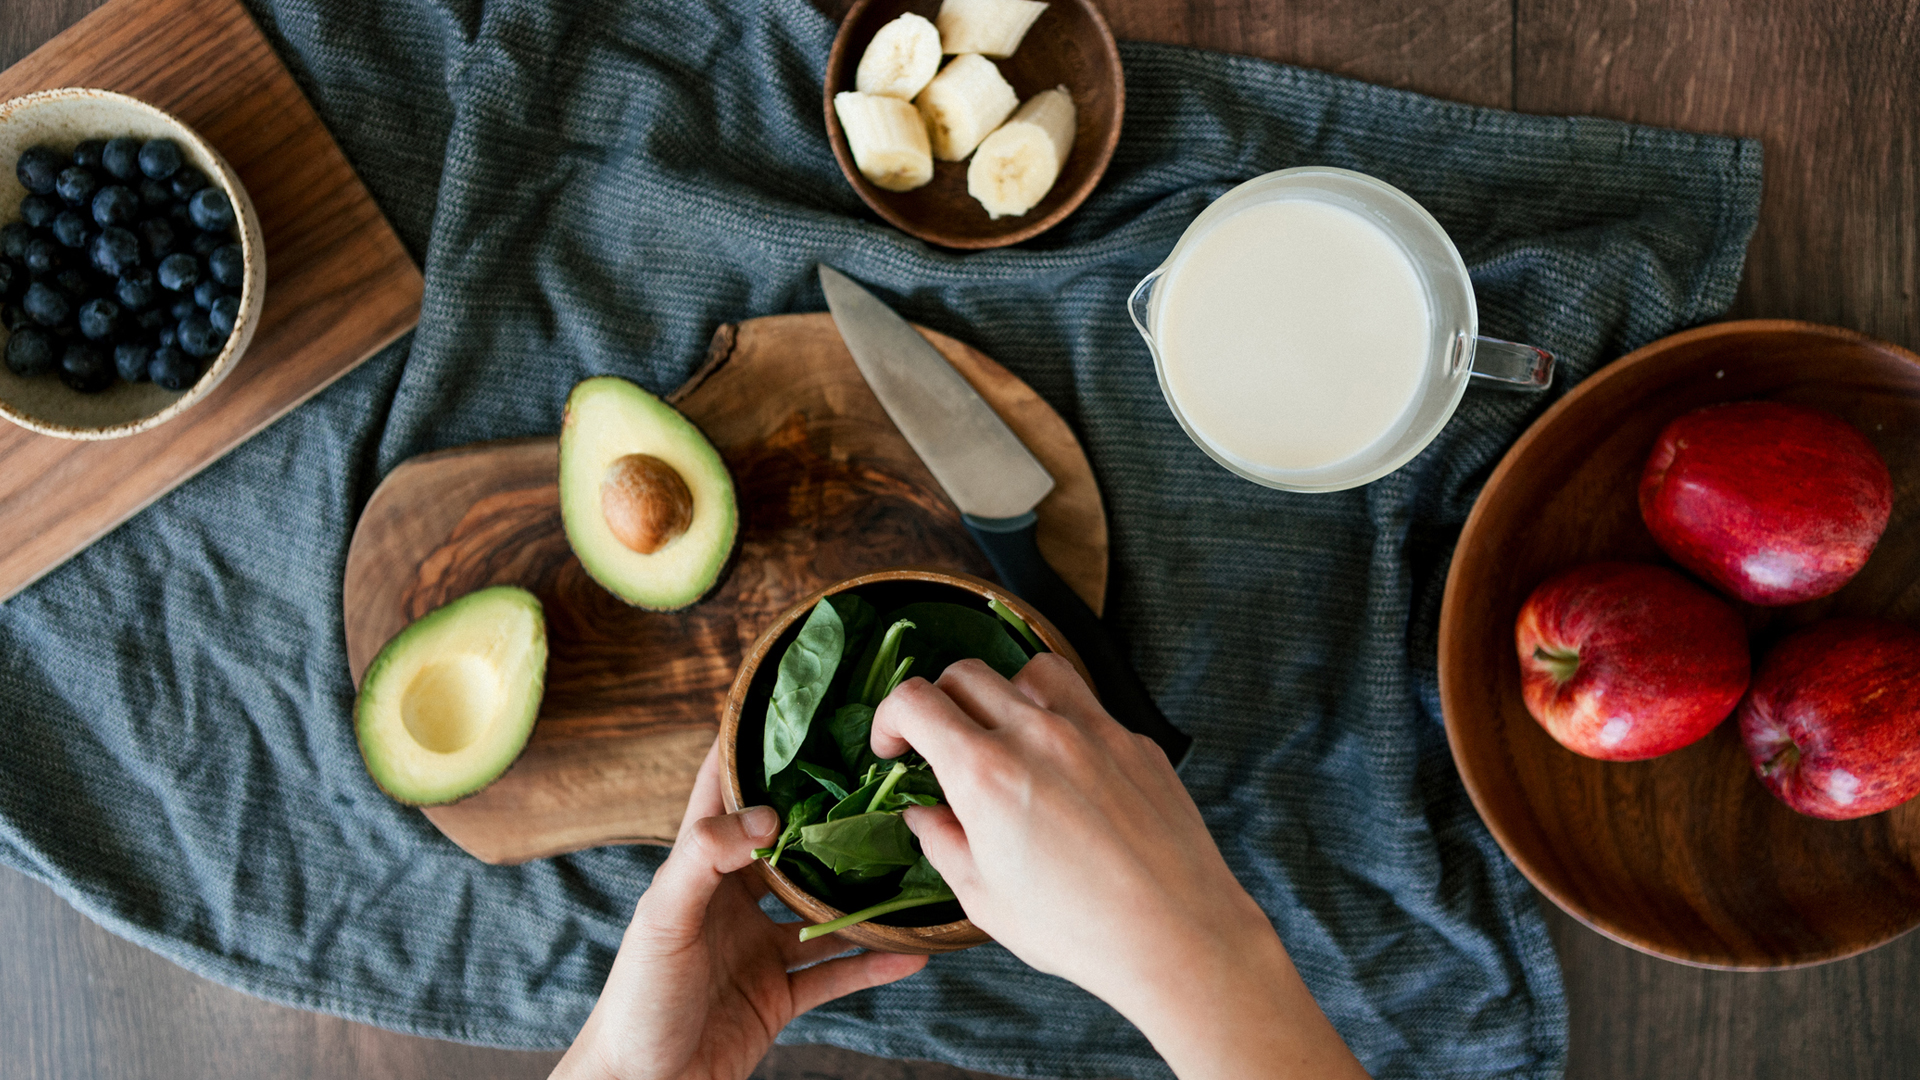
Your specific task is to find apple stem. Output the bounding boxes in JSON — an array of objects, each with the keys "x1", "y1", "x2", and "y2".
[
  {"x1": 1531, "y1": 645, "x2": 1581, "y2": 685},
  {"x1": 1760, "y1": 742, "x2": 1800, "y2": 777}
]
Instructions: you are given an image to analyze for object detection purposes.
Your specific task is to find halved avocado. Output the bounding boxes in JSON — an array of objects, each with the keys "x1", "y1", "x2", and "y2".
[
  {"x1": 354, "y1": 586, "x2": 548, "y2": 806},
  {"x1": 559, "y1": 376, "x2": 737, "y2": 610}
]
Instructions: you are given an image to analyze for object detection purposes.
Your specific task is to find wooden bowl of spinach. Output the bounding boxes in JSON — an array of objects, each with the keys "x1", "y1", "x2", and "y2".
[{"x1": 720, "y1": 567, "x2": 1089, "y2": 954}]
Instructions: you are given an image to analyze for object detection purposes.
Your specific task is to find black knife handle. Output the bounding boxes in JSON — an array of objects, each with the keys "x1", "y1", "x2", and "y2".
[{"x1": 964, "y1": 513, "x2": 1193, "y2": 767}]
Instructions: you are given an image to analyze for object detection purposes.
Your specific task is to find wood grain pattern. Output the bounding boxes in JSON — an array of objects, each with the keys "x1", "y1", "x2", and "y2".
[
  {"x1": 824, "y1": 0, "x2": 1124, "y2": 248},
  {"x1": 0, "y1": 0, "x2": 423, "y2": 601},
  {"x1": 342, "y1": 313, "x2": 1107, "y2": 865},
  {"x1": 1441, "y1": 320, "x2": 1920, "y2": 968}
]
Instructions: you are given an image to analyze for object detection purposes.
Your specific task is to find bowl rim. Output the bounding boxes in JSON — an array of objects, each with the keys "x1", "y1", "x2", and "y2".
[
  {"x1": 1438, "y1": 317, "x2": 1920, "y2": 970},
  {"x1": 822, "y1": 0, "x2": 1125, "y2": 250},
  {"x1": 0, "y1": 86, "x2": 266, "y2": 441},
  {"x1": 719, "y1": 566, "x2": 1092, "y2": 952}
]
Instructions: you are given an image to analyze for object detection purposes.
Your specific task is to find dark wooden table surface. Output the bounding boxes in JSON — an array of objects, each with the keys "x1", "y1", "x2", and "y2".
[{"x1": 5, "y1": 0, "x2": 1918, "y2": 1077}]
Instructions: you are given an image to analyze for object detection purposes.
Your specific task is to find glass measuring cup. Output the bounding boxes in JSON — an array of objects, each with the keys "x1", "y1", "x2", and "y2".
[{"x1": 1128, "y1": 167, "x2": 1553, "y2": 493}]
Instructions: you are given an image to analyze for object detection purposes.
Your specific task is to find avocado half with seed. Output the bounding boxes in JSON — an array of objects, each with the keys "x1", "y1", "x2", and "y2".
[
  {"x1": 559, "y1": 376, "x2": 738, "y2": 609},
  {"x1": 355, "y1": 586, "x2": 548, "y2": 806}
]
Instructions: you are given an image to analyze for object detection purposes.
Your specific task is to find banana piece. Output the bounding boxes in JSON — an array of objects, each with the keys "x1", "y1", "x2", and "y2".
[
  {"x1": 914, "y1": 54, "x2": 1019, "y2": 161},
  {"x1": 855, "y1": 13, "x2": 942, "y2": 99},
  {"x1": 936, "y1": 0, "x2": 1048, "y2": 58},
  {"x1": 834, "y1": 92, "x2": 934, "y2": 192},
  {"x1": 967, "y1": 86, "x2": 1075, "y2": 219}
]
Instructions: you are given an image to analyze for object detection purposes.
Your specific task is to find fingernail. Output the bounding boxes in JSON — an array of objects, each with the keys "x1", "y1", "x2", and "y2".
[{"x1": 739, "y1": 805, "x2": 778, "y2": 839}]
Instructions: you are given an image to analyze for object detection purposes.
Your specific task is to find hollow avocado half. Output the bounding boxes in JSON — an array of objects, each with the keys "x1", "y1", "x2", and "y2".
[
  {"x1": 354, "y1": 586, "x2": 548, "y2": 806},
  {"x1": 559, "y1": 376, "x2": 738, "y2": 610}
]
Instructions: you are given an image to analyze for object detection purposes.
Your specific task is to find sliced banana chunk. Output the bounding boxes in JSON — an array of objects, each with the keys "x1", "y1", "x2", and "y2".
[
  {"x1": 936, "y1": 0, "x2": 1049, "y2": 58},
  {"x1": 856, "y1": 12, "x2": 942, "y2": 99},
  {"x1": 967, "y1": 86, "x2": 1075, "y2": 219},
  {"x1": 834, "y1": 91, "x2": 934, "y2": 192},
  {"x1": 915, "y1": 54, "x2": 1019, "y2": 161}
]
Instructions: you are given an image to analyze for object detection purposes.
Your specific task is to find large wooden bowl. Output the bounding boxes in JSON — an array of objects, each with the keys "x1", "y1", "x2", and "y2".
[
  {"x1": 1440, "y1": 320, "x2": 1920, "y2": 969},
  {"x1": 824, "y1": 0, "x2": 1123, "y2": 249},
  {"x1": 720, "y1": 567, "x2": 1089, "y2": 954}
]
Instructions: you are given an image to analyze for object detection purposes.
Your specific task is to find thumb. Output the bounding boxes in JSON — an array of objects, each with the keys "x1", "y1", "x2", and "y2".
[
  {"x1": 902, "y1": 804, "x2": 976, "y2": 895},
  {"x1": 639, "y1": 805, "x2": 780, "y2": 937}
]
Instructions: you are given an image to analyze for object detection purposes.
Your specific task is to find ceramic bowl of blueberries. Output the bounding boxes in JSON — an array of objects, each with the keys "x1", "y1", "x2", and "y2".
[{"x1": 0, "y1": 87, "x2": 265, "y2": 440}]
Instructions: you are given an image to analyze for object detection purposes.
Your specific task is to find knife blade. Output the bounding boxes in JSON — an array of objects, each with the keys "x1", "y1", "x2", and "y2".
[{"x1": 818, "y1": 265, "x2": 1193, "y2": 766}]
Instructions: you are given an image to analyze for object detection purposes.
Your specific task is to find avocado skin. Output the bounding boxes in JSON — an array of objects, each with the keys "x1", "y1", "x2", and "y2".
[
  {"x1": 559, "y1": 376, "x2": 739, "y2": 610},
  {"x1": 354, "y1": 585, "x2": 548, "y2": 807}
]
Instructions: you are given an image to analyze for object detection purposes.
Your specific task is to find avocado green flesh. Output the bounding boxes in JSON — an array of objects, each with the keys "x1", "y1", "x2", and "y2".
[
  {"x1": 355, "y1": 586, "x2": 548, "y2": 806},
  {"x1": 559, "y1": 376, "x2": 737, "y2": 610}
]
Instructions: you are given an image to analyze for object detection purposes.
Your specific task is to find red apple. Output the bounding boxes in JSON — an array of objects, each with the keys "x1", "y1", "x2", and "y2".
[
  {"x1": 1738, "y1": 618, "x2": 1920, "y2": 819},
  {"x1": 1516, "y1": 562, "x2": 1750, "y2": 760},
  {"x1": 1639, "y1": 401, "x2": 1892, "y2": 606}
]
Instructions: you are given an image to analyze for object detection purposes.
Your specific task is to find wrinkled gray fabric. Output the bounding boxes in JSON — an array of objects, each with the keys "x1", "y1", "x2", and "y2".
[{"x1": 0, "y1": 1, "x2": 1760, "y2": 1077}]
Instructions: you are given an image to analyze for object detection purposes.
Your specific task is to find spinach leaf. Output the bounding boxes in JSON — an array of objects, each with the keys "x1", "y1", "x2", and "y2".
[
  {"x1": 989, "y1": 598, "x2": 1045, "y2": 653},
  {"x1": 797, "y1": 811, "x2": 920, "y2": 875},
  {"x1": 826, "y1": 773, "x2": 888, "y2": 821},
  {"x1": 859, "y1": 618, "x2": 917, "y2": 707},
  {"x1": 865, "y1": 761, "x2": 909, "y2": 813},
  {"x1": 827, "y1": 593, "x2": 877, "y2": 683},
  {"x1": 766, "y1": 791, "x2": 828, "y2": 867},
  {"x1": 765, "y1": 762, "x2": 805, "y2": 816},
  {"x1": 779, "y1": 851, "x2": 837, "y2": 899},
  {"x1": 763, "y1": 598, "x2": 846, "y2": 784},
  {"x1": 827, "y1": 703, "x2": 880, "y2": 776},
  {"x1": 887, "y1": 602, "x2": 1032, "y2": 682},
  {"x1": 797, "y1": 857, "x2": 957, "y2": 941},
  {"x1": 796, "y1": 761, "x2": 850, "y2": 800}
]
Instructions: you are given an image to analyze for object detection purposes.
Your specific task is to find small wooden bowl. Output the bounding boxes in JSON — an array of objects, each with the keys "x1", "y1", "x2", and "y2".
[
  {"x1": 0, "y1": 87, "x2": 266, "y2": 440},
  {"x1": 1440, "y1": 319, "x2": 1920, "y2": 969},
  {"x1": 824, "y1": 0, "x2": 1123, "y2": 249},
  {"x1": 719, "y1": 567, "x2": 1090, "y2": 953}
]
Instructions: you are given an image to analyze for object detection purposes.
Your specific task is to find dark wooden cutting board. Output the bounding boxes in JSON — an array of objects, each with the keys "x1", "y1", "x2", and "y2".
[
  {"x1": 342, "y1": 313, "x2": 1107, "y2": 864},
  {"x1": 0, "y1": 0, "x2": 424, "y2": 602}
]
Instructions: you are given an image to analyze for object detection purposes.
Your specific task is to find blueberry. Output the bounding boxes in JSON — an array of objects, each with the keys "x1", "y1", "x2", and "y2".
[
  {"x1": 113, "y1": 341, "x2": 150, "y2": 382},
  {"x1": 190, "y1": 230, "x2": 223, "y2": 257},
  {"x1": 198, "y1": 242, "x2": 241, "y2": 287},
  {"x1": 138, "y1": 139, "x2": 183, "y2": 180},
  {"x1": 58, "y1": 272, "x2": 96, "y2": 303},
  {"x1": 4, "y1": 326, "x2": 56, "y2": 376},
  {"x1": 1, "y1": 223, "x2": 29, "y2": 261},
  {"x1": 135, "y1": 305, "x2": 167, "y2": 331},
  {"x1": 51, "y1": 210, "x2": 91, "y2": 249},
  {"x1": 19, "y1": 193, "x2": 59, "y2": 229},
  {"x1": 22, "y1": 281, "x2": 69, "y2": 326},
  {"x1": 23, "y1": 237, "x2": 59, "y2": 276},
  {"x1": 208, "y1": 293, "x2": 241, "y2": 337},
  {"x1": 116, "y1": 266, "x2": 157, "y2": 311},
  {"x1": 193, "y1": 279, "x2": 224, "y2": 310},
  {"x1": 2, "y1": 303, "x2": 28, "y2": 331},
  {"x1": 154, "y1": 323, "x2": 177, "y2": 349},
  {"x1": 167, "y1": 164, "x2": 207, "y2": 198},
  {"x1": 17, "y1": 146, "x2": 65, "y2": 194},
  {"x1": 59, "y1": 342, "x2": 112, "y2": 392},
  {"x1": 78, "y1": 297, "x2": 122, "y2": 340},
  {"x1": 148, "y1": 345, "x2": 195, "y2": 390},
  {"x1": 177, "y1": 311, "x2": 221, "y2": 357},
  {"x1": 91, "y1": 185, "x2": 138, "y2": 227},
  {"x1": 168, "y1": 201, "x2": 193, "y2": 226},
  {"x1": 71, "y1": 140, "x2": 105, "y2": 171},
  {"x1": 187, "y1": 187, "x2": 234, "y2": 232},
  {"x1": 91, "y1": 227, "x2": 140, "y2": 276},
  {"x1": 0, "y1": 261, "x2": 14, "y2": 301},
  {"x1": 54, "y1": 166, "x2": 98, "y2": 207},
  {"x1": 169, "y1": 297, "x2": 196, "y2": 321},
  {"x1": 138, "y1": 177, "x2": 172, "y2": 207},
  {"x1": 100, "y1": 137, "x2": 141, "y2": 181},
  {"x1": 157, "y1": 252, "x2": 199, "y2": 292},
  {"x1": 138, "y1": 218, "x2": 176, "y2": 261}
]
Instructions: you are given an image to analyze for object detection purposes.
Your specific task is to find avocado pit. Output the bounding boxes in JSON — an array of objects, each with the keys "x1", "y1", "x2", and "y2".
[{"x1": 602, "y1": 453, "x2": 695, "y2": 555}]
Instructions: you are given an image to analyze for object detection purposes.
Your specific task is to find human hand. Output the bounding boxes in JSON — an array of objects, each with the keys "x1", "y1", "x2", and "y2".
[
  {"x1": 552, "y1": 739, "x2": 926, "y2": 1080},
  {"x1": 873, "y1": 655, "x2": 1368, "y2": 1080}
]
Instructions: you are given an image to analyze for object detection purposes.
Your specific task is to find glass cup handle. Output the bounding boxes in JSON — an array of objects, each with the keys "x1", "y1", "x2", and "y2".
[{"x1": 1470, "y1": 336, "x2": 1554, "y2": 390}]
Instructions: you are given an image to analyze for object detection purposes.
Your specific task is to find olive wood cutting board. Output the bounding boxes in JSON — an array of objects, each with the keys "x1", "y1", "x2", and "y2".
[
  {"x1": 0, "y1": 0, "x2": 424, "y2": 602},
  {"x1": 342, "y1": 312, "x2": 1107, "y2": 865}
]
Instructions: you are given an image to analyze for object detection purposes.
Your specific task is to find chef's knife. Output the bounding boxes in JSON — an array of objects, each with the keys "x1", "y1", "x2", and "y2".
[{"x1": 819, "y1": 264, "x2": 1192, "y2": 766}]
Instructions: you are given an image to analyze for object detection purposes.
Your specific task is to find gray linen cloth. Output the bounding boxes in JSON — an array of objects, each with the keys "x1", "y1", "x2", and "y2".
[{"x1": 0, "y1": 1, "x2": 1761, "y2": 1077}]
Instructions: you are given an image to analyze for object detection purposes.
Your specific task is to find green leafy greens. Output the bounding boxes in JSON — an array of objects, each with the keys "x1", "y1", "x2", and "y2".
[{"x1": 749, "y1": 588, "x2": 1045, "y2": 938}]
